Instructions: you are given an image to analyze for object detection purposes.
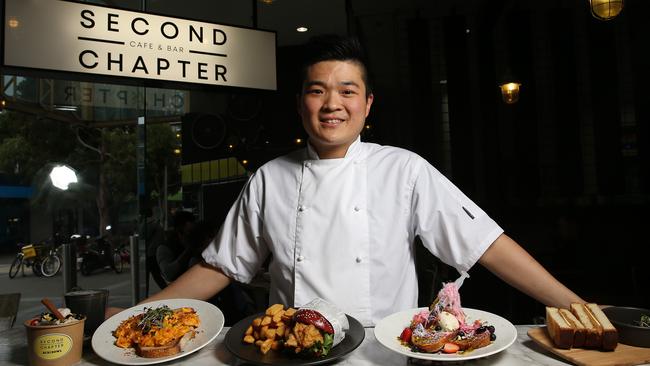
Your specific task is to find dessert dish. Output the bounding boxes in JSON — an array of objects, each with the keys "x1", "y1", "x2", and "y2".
[
  {"x1": 398, "y1": 280, "x2": 496, "y2": 354},
  {"x1": 28, "y1": 307, "x2": 84, "y2": 326}
]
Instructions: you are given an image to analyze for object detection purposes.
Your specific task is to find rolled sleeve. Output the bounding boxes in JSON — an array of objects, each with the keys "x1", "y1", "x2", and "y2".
[
  {"x1": 411, "y1": 159, "x2": 503, "y2": 272},
  {"x1": 202, "y1": 175, "x2": 269, "y2": 283}
]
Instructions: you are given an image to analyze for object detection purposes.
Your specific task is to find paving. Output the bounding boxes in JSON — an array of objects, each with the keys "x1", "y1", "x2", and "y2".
[{"x1": 0, "y1": 253, "x2": 161, "y2": 327}]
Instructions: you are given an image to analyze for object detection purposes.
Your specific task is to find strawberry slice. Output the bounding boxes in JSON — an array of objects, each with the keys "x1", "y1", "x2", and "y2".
[
  {"x1": 442, "y1": 342, "x2": 460, "y2": 354},
  {"x1": 294, "y1": 309, "x2": 334, "y2": 334},
  {"x1": 399, "y1": 327, "x2": 412, "y2": 343}
]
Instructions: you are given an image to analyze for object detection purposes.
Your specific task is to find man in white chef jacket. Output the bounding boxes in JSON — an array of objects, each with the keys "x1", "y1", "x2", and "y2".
[{"x1": 110, "y1": 35, "x2": 584, "y2": 325}]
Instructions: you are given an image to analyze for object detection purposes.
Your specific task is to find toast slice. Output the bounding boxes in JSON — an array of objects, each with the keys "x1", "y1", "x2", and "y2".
[
  {"x1": 585, "y1": 303, "x2": 618, "y2": 351},
  {"x1": 134, "y1": 331, "x2": 194, "y2": 358},
  {"x1": 558, "y1": 308, "x2": 586, "y2": 348},
  {"x1": 546, "y1": 307, "x2": 574, "y2": 349},
  {"x1": 570, "y1": 303, "x2": 601, "y2": 348}
]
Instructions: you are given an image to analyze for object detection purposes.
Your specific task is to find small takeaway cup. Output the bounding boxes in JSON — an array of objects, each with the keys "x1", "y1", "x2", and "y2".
[{"x1": 24, "y1": 316, "x2": 85, "y2": 366}]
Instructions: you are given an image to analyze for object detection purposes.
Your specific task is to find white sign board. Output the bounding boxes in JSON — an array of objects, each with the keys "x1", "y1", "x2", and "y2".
[{"x1": 3, "y1": 0, "x2": 277, "y2": 90}]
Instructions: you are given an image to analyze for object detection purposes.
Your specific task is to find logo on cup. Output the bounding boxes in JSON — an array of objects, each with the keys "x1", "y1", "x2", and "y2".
[{"x1": 34, "y1": 333, "x2": 73, "y2": 360}]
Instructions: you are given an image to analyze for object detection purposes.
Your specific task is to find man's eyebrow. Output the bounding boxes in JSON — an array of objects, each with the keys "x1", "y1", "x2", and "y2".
[
  {"x1": 304, "y1": 80, "x2": 326, "y2": 88},
  {"x1": 340, "y1": 81, "x2": 360, "y2": 88},
  {"x1": 303, "y1": 80, "x2": 361, "y2": 88}
]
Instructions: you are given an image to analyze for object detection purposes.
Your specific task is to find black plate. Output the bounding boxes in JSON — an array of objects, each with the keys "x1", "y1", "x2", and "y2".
[
  {"x1": 225, "y1": 312, "x2": 365, "y2": 365},
  {"x1": 602, "y1": 306, "x2": 650, "y2": 348}
]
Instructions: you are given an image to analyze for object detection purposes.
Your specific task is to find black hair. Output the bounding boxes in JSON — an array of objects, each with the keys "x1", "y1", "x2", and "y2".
[{"x1": 299, "y1": 34, "x2": 373, "y2": 97}]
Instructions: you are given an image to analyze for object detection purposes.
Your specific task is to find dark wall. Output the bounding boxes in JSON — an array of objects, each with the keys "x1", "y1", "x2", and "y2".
[{"x1": 351, "y1": 0, "x2": 650, "y2": 323}]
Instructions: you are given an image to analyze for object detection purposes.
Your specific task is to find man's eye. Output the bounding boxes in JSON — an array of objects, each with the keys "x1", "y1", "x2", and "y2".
[
  {"x1": 306, "y1": 89, "x2": 323, "y2": 94},
  {"x1": 341, "y1": 90, "x2": 356, "y2": 95}
]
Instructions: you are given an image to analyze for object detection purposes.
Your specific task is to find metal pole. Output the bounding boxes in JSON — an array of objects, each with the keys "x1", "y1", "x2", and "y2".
[
  {"x1": 130, "y1": 235, "x2": 140, "y2": 305},
  {"x1": 62, "y1": 243, "x2": 77, "y2": 293}
]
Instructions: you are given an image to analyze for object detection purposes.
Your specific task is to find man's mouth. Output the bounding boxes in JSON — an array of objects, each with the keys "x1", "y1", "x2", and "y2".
[{"x1": 320, "y1": 118, "x2": 344, "y2": 125}]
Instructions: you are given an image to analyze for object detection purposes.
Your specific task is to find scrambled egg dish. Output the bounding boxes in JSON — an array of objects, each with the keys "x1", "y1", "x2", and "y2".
[{"x1": 113, "y1": 306, "x2": 200, "y2": 348}]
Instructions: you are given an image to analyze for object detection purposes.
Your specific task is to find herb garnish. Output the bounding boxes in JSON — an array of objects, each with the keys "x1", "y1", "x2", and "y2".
[
  {"x1": 636, "y1": 314, "x2": 650, "y2": 328},
  {"x1": 137, "y1": 305, "x2": 173, "y2": 334}
]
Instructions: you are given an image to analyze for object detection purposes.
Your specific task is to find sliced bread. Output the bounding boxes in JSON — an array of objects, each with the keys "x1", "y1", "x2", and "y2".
[
  {"x1": 546, "y1": 306, "x2": 574, "y2": 349},
  {"x1": 585, "y1": 303, "x2": 618, "y2": 351}
]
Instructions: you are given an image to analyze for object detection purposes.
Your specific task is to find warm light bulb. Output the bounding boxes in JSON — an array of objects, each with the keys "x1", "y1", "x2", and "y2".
[
  {"x1": 8, "y1": 18, "x2": 19, "y2": 28},
  {"x1": 173, "y1": 148, "x2": 181, "y2": 155},
  {"x1": 242, "y1": 160, "x2": 249, "y2": 165},
  {"x1": 296, "y1": 26, "x2": 308, "y2": 33},
  {"x1": 499, "y1": 83, "x2": 521, "y2": 104},
  {"x1": 590, "y1": 0, "x2": 624, "y2": 21},
  {"x1": 295, "y1": 138, "x2": 303, "y2": 144}
]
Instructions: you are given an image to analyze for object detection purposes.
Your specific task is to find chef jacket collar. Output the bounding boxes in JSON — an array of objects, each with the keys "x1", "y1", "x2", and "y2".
[{"x1": 306, "y1": 136, "x2": 363, "y2": 161}]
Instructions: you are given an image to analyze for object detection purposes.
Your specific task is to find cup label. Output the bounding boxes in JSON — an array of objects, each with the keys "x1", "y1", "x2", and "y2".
[{"x1": 34, "y1": 333, "x2": 72, "y2": 360}]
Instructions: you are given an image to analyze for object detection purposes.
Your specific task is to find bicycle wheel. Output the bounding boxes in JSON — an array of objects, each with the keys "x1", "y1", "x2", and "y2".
[
  {"x1": 41, "y1": 254, "x2": 61, "y2": 277},
  {"x1": 113, "y1": 251, "x2": 123, "y2": 273},
  {"x1": 32, "y1": 259, "x2": 43, "y2": 277},
  {"x1": 9, "y1": 254, "x2": 23, "y2": 279}
]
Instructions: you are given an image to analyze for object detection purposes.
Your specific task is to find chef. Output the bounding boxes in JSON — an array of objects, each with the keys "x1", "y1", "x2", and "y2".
[{"x1": 108, "y1": 35, "x2": 584, "y2": 325}]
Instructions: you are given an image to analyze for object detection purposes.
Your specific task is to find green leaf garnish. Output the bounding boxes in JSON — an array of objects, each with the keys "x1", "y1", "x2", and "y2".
[
  {"x1": 636, "y1": 314, "x2": 650, "y2": 328},
  {"x1": 137, "y1": 305, "x2": 173, "y2": 334}
]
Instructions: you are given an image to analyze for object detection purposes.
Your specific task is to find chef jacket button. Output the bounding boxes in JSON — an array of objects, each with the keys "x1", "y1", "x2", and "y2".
[
  {"x1": 298, "y1": 205, "x2": 306, "y2": 212},
  {"x1": 354, "y1": 206, "x2": 361, "y2": 212},
  {"x1": 304, "y1": 162, "x2": 311, "y2": 168},
  {"x1": 355, "y1": 257, "x2": 362, "y2": 263},
  {"x1": 297, "y1": 255, "x2": 304, "y2": 262}
]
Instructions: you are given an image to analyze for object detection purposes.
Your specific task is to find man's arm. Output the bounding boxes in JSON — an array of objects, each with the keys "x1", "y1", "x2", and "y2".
[
  {"x1": 105, "y1": 261, "x2": 231, "y2": 318},
  {"x1": 478, "y1": 233, "x2": 585, "y2": 309}
]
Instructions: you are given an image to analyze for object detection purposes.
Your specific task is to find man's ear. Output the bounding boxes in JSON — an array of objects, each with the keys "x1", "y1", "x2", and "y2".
[{"x1": 365, "y1": 93, "x2": 374, "y2": 117}]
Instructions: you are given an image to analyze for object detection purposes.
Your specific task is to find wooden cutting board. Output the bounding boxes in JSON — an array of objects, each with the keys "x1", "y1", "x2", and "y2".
[{"x1": 528, "y1": 327, "x2": 650, "y2": 366}]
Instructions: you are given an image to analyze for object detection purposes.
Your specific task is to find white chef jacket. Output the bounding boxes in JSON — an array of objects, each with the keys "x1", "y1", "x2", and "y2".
[{"x1": 203, "y1": 137, "x2": 503, "y2": 326}]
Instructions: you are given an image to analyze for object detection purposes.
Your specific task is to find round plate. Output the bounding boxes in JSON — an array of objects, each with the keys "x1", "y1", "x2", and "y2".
[
  {"x1": 374, "y1": 307, "x2": 516, "y2": 361},
  {"x1": 91, "y1": 299, "x2": 224, "y2": 365},
  {"x1": 225, "y1": 313, "x2": 365, "y2": 365}
]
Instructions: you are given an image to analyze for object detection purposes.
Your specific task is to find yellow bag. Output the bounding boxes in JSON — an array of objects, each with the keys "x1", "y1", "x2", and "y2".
[{"x1": 21, "y1": 244, "x2": 36, "y2": 259}]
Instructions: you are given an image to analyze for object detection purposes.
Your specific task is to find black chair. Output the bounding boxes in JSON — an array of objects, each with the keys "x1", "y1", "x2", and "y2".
[{"x1": 0, "y1": 293, "x2": 21, "y2": 331}]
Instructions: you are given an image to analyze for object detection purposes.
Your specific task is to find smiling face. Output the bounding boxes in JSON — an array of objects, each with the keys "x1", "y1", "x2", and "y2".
[{"x1": 299, "y1": 60, "x2": 374, "y2": 159}]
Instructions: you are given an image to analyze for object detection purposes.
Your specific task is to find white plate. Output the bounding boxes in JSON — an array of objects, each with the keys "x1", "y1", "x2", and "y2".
[
  {"x1": 374, "y1": 307, "x2": 517, "y2": 361},
  {"x1": 91, "y1": 299, "x2": 224, "y2": 365}
]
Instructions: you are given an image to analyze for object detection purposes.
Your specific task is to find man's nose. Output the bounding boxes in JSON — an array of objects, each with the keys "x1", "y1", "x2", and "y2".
[{"x1": 322, "y1": 92, "x2": 342, "y2": 111}]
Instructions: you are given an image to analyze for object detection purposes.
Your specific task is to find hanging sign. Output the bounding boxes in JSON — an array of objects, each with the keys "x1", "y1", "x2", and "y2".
[{"x1": 3, "y1": 0, "x2": 276, "y2": 90}]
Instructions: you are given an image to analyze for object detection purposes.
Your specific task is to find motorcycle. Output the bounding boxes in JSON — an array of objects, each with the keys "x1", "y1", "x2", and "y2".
[{"x1": 79, "y1": 226, "x2": 124, "y2": 275}]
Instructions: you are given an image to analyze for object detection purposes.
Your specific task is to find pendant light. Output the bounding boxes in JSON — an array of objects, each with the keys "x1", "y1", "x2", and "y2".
[
  {"x1": 499, "y1": 82, "x2": 522, "y2": 104},
  {"x1": 589, "y1": 0, "x2": 624, "y2": 21},
  {"x1": 499, "y1": 68, "x2": 521, "y2": 105}
]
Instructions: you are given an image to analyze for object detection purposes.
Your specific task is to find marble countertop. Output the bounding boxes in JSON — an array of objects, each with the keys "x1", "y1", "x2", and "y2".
[{"x1": 1, "y1": 325, "x2": 646, "y2": 366}]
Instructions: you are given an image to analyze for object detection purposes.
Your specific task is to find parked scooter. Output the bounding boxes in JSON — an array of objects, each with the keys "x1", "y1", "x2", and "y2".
[{"x1": 79, "y1": 226, "x2": 124, "y2": 275}]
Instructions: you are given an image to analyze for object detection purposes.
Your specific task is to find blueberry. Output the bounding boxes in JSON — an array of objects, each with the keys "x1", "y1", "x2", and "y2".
[
  {"x1": 458, "y1": 331, "x2": 465, "y2": 337},
  {"x1": 487, "y1": 325, "x2": 495, "y2": 334},
  {"x1": 435, "y1": 325, "x2": 442, "y2": 331},
  {"x1": 476, "y1": 326, "x2": 486, "y2": 334},
  {"x1": 490, "y1": 332, "x2": 497, "y2": 341}
]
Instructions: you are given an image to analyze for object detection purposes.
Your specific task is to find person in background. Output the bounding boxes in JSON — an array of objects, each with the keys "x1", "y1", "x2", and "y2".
[
  {"x1": 108, "y1": 35, "x2": 584, "y2": 326},
  {"x1": 156, "y1": 210, "x2": 198, "y2": 284},
  {"x1": 141, "y1": 206, "x2": 166, "y2": 293}
]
